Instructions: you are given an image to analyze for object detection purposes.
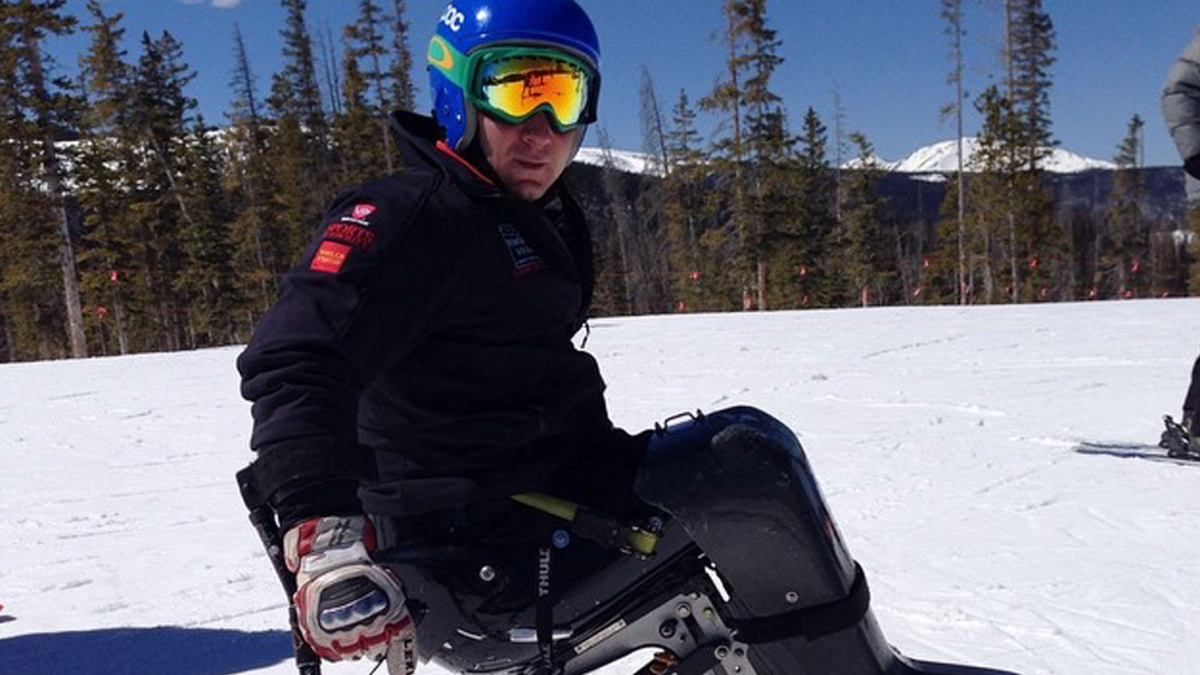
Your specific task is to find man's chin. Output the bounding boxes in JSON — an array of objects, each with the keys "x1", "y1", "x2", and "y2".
[{"x1": 507, "y1": 179, "x2": 551, "y2": 201}]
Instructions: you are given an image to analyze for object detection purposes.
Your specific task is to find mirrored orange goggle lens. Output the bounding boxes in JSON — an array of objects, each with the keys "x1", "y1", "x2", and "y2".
[{"x1": 476, "y1": 55, "x2": 590, "y2": 127}]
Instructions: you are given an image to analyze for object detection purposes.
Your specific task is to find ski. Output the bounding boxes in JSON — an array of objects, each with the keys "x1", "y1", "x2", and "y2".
[
  {"x1": 1075, "y1": 445, "x2": 1199, "y2": 466},
  {"x1": 1075, "y1": 443, "x2": 1199, "y2": 467},
  {"x1": 1072, "y1": 416, "x2": 1199, "y2": 466}
]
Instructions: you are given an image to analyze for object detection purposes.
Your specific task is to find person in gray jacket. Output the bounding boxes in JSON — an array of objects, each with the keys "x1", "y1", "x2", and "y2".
[
  {"x1": 1163, "y1": 26, "x2": 1200, "y2": 192},
  {"x1": 1161, "y1": 27, "x2": 1200, "y2": 455}
]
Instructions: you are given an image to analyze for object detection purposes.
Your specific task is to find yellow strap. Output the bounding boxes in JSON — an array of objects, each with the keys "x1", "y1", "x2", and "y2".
[
  {"x1": 511, "y1": 492, "x2": 659, "y2": 557},
  {"x1": 511, "y1": 492, "x2": 578, "y2": 521}
]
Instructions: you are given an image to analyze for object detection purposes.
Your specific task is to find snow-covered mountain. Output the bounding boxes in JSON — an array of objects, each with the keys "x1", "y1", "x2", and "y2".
[
  {"x1": 887, "y1": 137, "x2": 1114, "y2": 174},
  {"x1": 845, "y1": 137, "x2": 1115, "y2": 175},
  {"x1": 575, "y1": 138, "x2": 1116, "y2": 177},
  {"x1": 573, "y1": 146, "x2": 662, "y2": 175}
]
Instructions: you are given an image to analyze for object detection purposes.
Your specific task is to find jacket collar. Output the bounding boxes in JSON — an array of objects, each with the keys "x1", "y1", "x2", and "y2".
[{"x1": 389, "y1": 111, "x2": 501, "y2": 196}]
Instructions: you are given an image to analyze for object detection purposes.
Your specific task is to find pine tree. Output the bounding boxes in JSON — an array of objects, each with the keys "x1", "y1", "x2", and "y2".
[
  {"x1": 835, "y1": 133, "x2": 890, "y2": 307},
  {"x1": 663, "y1": 90, "x2": 718, "y2": 312},
  {"x1": 0, "y1": 4, "x2": 60, "y2": 360},
  {"x1": 1008, "y1": 0, "x2": 1057, "y2": 172},
  {"x1": 387, "y1": 0, "x2": 415, "y2": 113},
  {"x1": 226, "y1": 22, "x2": 284, "y2": 321},
  {"x1": 177, "y1": 115, "x2": 238, "y2": 346},
  {"x1": 742, "y1": 1, "x2": 794, "y2": 310},
  {"x1": 830, "y1": 90, "x2": 848, "y2": 222},
  {"x1": 941, "y1": 0, "x2": 968, "y2": 304},
  {"x1": 1102, "y1": 114, "x2": 1148, "y2": 298},
  {"x1": 967, "y1": 85, "x2": 1020, "y2": 302},
  {"x1": 635, "y1": 67, "x2": 670, "y2": 311},
  {"x1": 777, "y1": 107, "x2": 835, "y2": 308},
  {"x1": 1006, "y1": 0, "x2": 1063, "y2": 301},
  {"x1": 229, "y1": 23, "x2": 262, "y2": 130},
  {"x1": 0, "y1": 28, "x2": 22, "y2": 359},
  {"x1": 268, "y1": 0, "x2": 332, "y2": 262},
  {"x1": 332, "y1": 37, "x2": 388, "y2": 185},
  {"x1": 314, "y1": 23, "x2": 341, "y2": 119},
  {"x1": 929, "y1": 179, "x2": 967, "y2": 303},
  {"x1": 739, "y1": 1, "x2": 788, "y2": 166},
  {"x1": 343, "y1": 0, "x2": 394, "y2": 172},
  {"x1": 75, "y1": 0, "x2": 134, "y2": 354},
  {"x1": 702, "y1": 0, "x2": 791, "y2": 310},
  {"x1": 640, "y1": 67, "x2": 670, "y2": 178},
  {"x1": 701, "y1": 1, "x2": 749, "y2": 306},
  {"x1": 126, "y1": 29, "x2": 199, "y2": 351},
  {"x1": 3, "y1": 0, "x2": 87, "y2": 358},
  {"x1": 271, "y1": 0, "x2": 327, "y2": 149}
]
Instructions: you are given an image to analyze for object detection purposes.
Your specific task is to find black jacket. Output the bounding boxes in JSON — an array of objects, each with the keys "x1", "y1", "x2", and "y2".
[{"x1": 238, "y1": 112, "x2": 615, "y2": 522}]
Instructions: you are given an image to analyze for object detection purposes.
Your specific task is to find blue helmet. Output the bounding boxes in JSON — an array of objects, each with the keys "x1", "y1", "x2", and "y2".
[{"x1": 427, "y1": 0, "x2": 601, "y2": 151}]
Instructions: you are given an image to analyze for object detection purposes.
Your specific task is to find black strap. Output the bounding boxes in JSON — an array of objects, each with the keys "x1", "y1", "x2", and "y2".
[
  {"x1": 234, "y1": 464, "x2": 324, "y2": 675},
  {"x1": 732, "y1": 562, "x2": 871, "y2": 644},
  {"x1": 569, "y1": 507, "x2": 632, "y2": 551},
  {"x1": 534, "y1": 545, "x2": 556, "y2": 675}
]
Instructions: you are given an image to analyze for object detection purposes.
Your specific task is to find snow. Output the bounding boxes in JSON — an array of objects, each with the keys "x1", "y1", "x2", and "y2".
[{"x1": 3, "y1": 299, "x2": 1200, "y2": 675}]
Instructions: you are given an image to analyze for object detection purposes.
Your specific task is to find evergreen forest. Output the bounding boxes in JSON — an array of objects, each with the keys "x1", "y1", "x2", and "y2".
[{"x1": 1, "y1": 0, "x2": 1197, "y2": 363}]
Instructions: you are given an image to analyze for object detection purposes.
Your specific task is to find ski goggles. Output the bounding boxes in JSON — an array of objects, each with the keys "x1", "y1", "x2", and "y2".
[{"x1": 429, "y1": 38, "x2": 598, "y2": 131}]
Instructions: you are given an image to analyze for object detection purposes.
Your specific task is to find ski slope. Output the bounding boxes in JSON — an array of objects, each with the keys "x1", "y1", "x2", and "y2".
[{"x1": 2, "y1": 299, "x2": 1199, "y2": 675}]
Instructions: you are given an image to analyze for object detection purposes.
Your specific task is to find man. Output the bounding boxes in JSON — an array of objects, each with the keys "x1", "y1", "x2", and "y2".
[
  {"x1": 238, "y1": 0, "x2": 645, "y2": 669},
  {"x1": 239, "y1": 3, "x2": 989, "y2": 675},
  {"x1": 1161, "y1": 26, "x2": 1200, "y2": 457}
]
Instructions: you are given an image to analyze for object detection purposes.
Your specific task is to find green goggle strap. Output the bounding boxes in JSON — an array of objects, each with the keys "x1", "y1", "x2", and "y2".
[{"x1": 427, "y1": 35, "x2": 474, "y2": 91}]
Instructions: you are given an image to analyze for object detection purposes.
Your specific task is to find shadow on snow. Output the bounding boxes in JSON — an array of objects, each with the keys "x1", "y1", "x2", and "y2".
[
  {"x1": 0, "y1": 626, "x2": 294, "y2": 675},
  {"x1": 1073, "y1": 439, "x2": 1159, "y2": 457}
]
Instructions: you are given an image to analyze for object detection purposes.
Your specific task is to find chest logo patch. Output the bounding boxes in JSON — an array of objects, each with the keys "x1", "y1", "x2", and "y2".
[{"x1": 498, "y1": 223, "x2": 543, "y2": 276}]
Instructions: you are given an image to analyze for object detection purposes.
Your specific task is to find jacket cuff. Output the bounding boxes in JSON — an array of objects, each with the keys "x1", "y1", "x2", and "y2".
[
  {"x1": 252, "y1": 436, "x2": 375, "y2": 514},
  {"x1": 273, "y1": 478, "x2": 364, "y2": 531}
]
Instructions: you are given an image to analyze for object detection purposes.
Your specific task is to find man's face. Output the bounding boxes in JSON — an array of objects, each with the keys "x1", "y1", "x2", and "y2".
[{"x1": 478, "y1": 112, "x2": 582, "y2": 201}]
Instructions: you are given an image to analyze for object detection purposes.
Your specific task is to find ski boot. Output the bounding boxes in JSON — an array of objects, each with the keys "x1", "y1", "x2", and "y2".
[{"x1": 1160, "y1": 414, "x2": 1197, "y2": 460}]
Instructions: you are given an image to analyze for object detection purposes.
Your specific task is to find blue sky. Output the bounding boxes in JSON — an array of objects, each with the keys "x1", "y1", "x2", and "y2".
[{"x1": 47, "y1": 0, "x2": 1200, "y2": 167}]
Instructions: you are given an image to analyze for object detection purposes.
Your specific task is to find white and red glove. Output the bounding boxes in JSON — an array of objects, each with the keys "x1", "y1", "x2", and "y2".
[{"x1": 283, "y1": 516, "x2": 417, "y2": 672}]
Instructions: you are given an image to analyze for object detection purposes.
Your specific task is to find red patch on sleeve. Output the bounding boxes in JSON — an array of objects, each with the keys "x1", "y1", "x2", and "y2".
[{"x1": 310, "y1": 240, "x2": 352, "y2": 273}]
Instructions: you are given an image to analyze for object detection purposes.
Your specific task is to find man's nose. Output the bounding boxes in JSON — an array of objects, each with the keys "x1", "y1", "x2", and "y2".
[{"x1": 520, "y1": 113, "x2": 554, "y2": 146}]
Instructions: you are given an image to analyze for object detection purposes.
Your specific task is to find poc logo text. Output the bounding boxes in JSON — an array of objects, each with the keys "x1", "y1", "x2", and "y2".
[{"x1": 440, "y1": 4, "x2": 465, "y2": 32}]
